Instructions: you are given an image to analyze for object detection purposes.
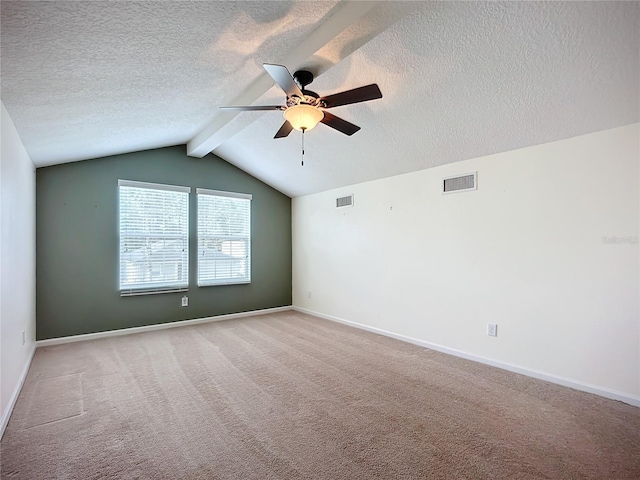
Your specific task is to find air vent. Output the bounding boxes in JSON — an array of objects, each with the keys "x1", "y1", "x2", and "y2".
[
  {"x1": 336, "y1": 194, "x2": 354, "y2": 208},
  {"x1": 442, "y1": 172, "x2": 477, "y2": 194}
]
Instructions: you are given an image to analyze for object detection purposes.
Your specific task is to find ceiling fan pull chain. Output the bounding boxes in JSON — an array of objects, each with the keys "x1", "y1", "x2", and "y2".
[{"x1": 301, "y1": 128, "x2": 305, "y2": 166}]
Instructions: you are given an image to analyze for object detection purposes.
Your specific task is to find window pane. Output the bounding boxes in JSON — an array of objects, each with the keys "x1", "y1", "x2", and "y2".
[
  {"x1": 119, "y1": 182, "x2": 189, "y2": 294},
  {"x1": 198, "y1": 192, "x2": 251, "y2": 286}
]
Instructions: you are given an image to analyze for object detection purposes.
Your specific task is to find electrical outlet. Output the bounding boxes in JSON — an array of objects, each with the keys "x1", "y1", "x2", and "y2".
[
  {"x1": 22, "y1": 330, "x2": 25, "y2": 345},
  {"x1": 487, "y1": 323, "x2": 498, "y2": 337},
  {"x1": 181, "y1": 296, "x2": 188, "y2": 307},
  {"x1": 307, "y1": 291, "x2": 312, "y2": 299}
]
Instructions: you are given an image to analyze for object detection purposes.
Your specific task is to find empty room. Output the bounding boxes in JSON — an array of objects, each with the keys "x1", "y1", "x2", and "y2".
[{"x1": 1, "y1": 1, "x2": 639, "y2": 479}]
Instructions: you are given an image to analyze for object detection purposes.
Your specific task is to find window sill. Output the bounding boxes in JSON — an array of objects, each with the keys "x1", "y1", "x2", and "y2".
[
  {"x1": 197, "y1": 280, "x2": 251, "y2": 287},
  {"x1": 120, "y1": 287, "x2": 188, "y2": 297}
]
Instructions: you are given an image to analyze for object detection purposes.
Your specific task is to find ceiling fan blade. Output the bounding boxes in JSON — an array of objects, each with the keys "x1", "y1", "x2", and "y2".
[
  {"x1": 263, "y1": 64, "x2": 303, "y2": 98},
  {"x1": 274, "y1": 120, "x2": 293, "y2": 139},
  {"x1": 319, "y1": 84, "x2": 382, "y2": 109},
  {"x1": 220, "y1": 105, "x2": 283, "y2": 111},
  {"x1": 320, "y1": 111, "x2": 361, "y2": 136}
]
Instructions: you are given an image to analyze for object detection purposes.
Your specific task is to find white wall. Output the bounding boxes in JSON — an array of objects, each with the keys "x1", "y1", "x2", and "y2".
[
  {"x1": 293, "y1": 124, "x2": 640, "y2": 403},
  {"x1": 1, "y1": 102, "x2": 37, "y2": 435}
]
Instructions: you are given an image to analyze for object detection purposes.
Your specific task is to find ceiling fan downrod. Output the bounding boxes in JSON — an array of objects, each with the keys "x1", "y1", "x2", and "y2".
[{"x1": 293, "y1": 70, "x2": 314, "y2": 91}]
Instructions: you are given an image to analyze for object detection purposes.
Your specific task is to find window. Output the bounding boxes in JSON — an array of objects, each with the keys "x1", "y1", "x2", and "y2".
[
  {"x1": 118, "y1": 180, "x2": 190, "y2": 295},
  {"x1": 197, "y1": 188, "x2": 251, "y2": 286}
]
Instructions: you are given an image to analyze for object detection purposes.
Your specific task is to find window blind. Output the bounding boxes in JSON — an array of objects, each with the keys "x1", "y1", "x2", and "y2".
[
  {"x1": 197, "y1": 188, "x2": 251, "y2": 286},
  {"x1": 118, "y1": 180, "x2": 190, "y2": 295}
]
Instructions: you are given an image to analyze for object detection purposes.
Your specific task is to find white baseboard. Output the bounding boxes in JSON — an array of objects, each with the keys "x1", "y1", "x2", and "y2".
[
  {"x1": 293, "y1": 306, "x2": 640, "y2": 408},
  {"x1": 1, "y1": 344, "x2": 37, "y2": 439},
  {"x1": 37, "y1": 306, "x2": 293, "y2": 347}
]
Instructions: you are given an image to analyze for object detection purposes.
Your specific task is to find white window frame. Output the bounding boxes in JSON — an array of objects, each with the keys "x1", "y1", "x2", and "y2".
[
  {"x1": 197, "y1": 188, "x2": 252, "y2": 287},
  {"x1": 118, "y1": 179, "x2": 190, "y2": 296}
]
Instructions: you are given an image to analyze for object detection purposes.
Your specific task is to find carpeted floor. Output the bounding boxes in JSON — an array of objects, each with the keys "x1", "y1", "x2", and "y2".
[{"x1": 1, "y1": 311, "x2": 639, "y2": 479}]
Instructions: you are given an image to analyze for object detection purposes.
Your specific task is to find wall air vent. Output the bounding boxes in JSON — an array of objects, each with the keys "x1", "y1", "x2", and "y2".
[
  {"x1": 336, "y1": 194, "x2": 354, "y2": 208},
  {"x1": 442, "y1": 172, "x2": 477, "y2": 194}
]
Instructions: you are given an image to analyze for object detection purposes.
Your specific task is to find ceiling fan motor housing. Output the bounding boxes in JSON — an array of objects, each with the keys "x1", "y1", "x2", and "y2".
[
  {"x1": 290, "y1": 70, "x2": 321, "y2": 106},
  {"x1": 287, "y1": 93, "x2": 320, "y2": 107}
]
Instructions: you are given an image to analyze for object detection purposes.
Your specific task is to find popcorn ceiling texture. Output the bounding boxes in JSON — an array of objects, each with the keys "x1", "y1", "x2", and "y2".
[
  {"x1": 1, "y1": 1, "x2": 638, "y2": 197},
  {"x1": 0, "y1": 1, "x2": 338, "y2": 165}
]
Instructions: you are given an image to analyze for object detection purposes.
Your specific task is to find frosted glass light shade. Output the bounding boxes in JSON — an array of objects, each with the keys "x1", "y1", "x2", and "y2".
[{"x1": 283, "y1": 105, "x2": 324, "y2": 131}]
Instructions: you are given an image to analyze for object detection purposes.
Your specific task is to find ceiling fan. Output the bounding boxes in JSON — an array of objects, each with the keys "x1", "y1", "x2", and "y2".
[{"x1": 221, "y1": 63, "x2": 382, "y2": 138}]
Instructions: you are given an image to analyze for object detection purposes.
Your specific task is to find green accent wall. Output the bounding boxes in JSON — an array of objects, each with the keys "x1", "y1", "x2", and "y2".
[{"x1": 36, "y1": 146, "x2": 292, "y2": 340}]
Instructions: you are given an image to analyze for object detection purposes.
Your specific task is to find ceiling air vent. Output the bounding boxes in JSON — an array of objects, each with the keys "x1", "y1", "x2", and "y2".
[
  {"x1": 442, "y1": 172, "x2": 477, "y2": 194},
  {"x1": 336, "y1": 194, "x2": 354, "y2": 208}
]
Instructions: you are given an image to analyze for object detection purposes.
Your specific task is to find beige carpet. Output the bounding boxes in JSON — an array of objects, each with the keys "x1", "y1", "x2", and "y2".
[{"x1": 2, "y1": 311, "x2": 639, "y2": 479}]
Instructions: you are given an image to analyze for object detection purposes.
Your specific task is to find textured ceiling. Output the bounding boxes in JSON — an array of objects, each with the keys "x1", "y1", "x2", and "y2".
[{"x1": 2, "y1": 1, "x2": 638, "y2": 197}]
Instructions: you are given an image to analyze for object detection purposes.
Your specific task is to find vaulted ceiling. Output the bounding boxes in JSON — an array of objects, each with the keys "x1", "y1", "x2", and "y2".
[{"x1": 2, "y1": 1, "x2": 638, "y2": 197}]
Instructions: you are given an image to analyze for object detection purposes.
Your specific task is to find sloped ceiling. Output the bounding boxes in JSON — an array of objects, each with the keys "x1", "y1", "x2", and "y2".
[{"x1": 1, "y1": 1, "x2": 638, "y2": 197}]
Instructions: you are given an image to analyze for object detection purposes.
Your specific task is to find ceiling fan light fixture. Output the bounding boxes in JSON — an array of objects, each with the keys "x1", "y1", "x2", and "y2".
[{"x1": 283, "y1": 104, "x2": 324, "y2": 131}]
